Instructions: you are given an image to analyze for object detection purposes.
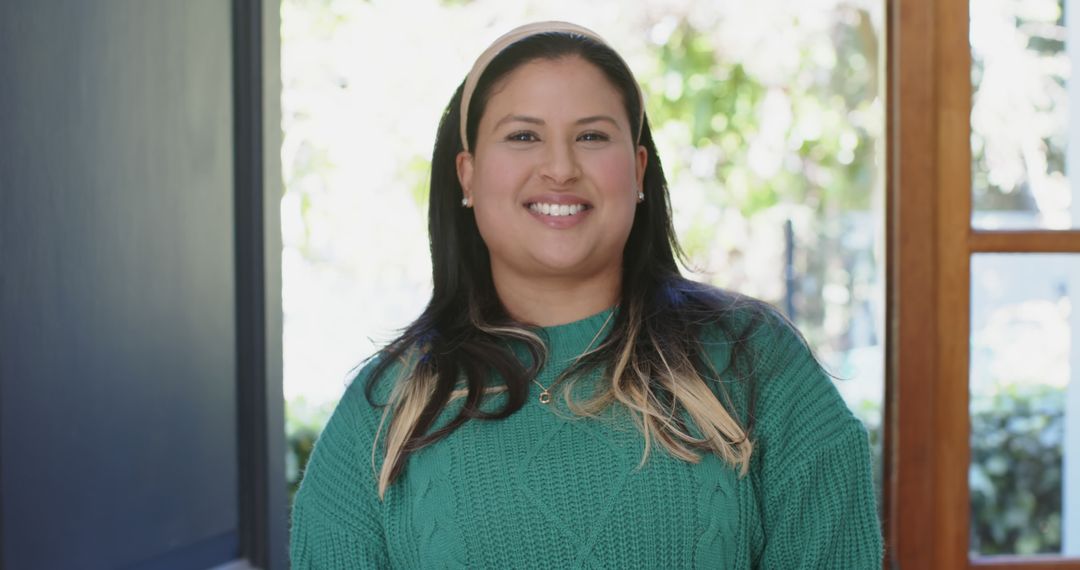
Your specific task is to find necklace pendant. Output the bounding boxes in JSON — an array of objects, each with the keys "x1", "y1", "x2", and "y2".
[{"x1": 538, "y1": 390, "x2": 552, "y2": 404}]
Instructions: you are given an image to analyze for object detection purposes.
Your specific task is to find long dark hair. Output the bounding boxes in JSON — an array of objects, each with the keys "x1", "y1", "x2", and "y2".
[{"x1": 365, "y1": 31, "x2": 772, "y2": 498}]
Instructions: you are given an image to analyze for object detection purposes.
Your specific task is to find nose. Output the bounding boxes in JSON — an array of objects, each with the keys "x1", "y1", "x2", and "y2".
[{"x1": 539, "y1": 139, "x2": 581, "y2": 187}]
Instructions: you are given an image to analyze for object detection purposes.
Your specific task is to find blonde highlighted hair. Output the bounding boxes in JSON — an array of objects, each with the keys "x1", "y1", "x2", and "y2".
[{"x1": 368, "y1": 287, "x2": 769, "y2": 500}]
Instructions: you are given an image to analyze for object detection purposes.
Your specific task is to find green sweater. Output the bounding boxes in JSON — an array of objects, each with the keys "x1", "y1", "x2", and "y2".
[{"x1": 290, "y1": 307, "x2": 883, "y2": 568}]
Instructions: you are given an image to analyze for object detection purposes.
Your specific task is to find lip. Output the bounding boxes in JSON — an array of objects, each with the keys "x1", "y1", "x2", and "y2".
[{"x1": 523, "y1": 193, "x2": 593, "y2": 229}]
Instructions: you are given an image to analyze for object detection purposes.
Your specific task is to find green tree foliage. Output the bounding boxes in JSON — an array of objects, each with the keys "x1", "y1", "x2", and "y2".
[
  {"x1": 970, "y1": 0, "x2": 1068, "y2": 226},
  {"x1": 643, "y1": 12, "x2": 881, "y2": 357}
]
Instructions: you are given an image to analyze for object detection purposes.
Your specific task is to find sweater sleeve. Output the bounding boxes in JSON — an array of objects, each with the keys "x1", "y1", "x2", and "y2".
[
  {"x1": 748, "y1": 315, "x2": 883, "y2": 569},
  {"x1": 289, "y1": 366, "x2": 392, "y2": 569}
]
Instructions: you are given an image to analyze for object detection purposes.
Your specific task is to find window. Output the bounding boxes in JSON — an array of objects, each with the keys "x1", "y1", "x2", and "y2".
[{"x1": 888, "y1": 0, "x2": 1080, "y2": 566}]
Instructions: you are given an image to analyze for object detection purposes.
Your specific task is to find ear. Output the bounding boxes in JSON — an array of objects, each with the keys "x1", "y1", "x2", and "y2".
[
  {"x1": 635, "y1": 145, "x2": 648, "y2": 190},
  {"x1": 456, "y1": 151, "x2": 474, "y2": 201}
]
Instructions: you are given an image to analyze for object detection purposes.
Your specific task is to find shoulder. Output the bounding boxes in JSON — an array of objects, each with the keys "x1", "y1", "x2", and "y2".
[
  {"x1": 732, "y1": 311, "x2": 865, "y2": 483},
  {"x1": 326, "y1": 353, "x2": 407, "y2": 438},
  {"x1": 292, "y1": 353, "x2": 407, "y2": 510},
  {"x1": 675, "y1": 282, "x2": 793, "y2": 375},
  {"x1": 685, "y1": 283, "x2": 839, "y2": 407},
  {"x1": 290, "y1": 356, "x2": 402, "y2": 559},
  {"x1": 297, "y1": 352, "x2": 409, "y2": 496},
  {"x1": 681, "y1": 284, "x2": 864, "y2": 468}
]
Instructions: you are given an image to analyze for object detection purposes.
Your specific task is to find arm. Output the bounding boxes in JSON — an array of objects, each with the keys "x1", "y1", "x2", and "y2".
[
  {"x1": 757, "y1": 419, "x2": 882, "y2": 568},
  {"x1": 748, "y1": 315, "x2": 883, "y2": 568},
  {"x1": 290, "y1": 370, "x2": 391, "y2": 569}
]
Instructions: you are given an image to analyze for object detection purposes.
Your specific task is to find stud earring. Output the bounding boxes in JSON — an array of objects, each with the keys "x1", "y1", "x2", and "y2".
[
  {"x1": 637, "y1": 191, "x2": 645, "y2": 202},
  {"x1": 461, "y1": 197, "x2": 470, "y2": 207}
]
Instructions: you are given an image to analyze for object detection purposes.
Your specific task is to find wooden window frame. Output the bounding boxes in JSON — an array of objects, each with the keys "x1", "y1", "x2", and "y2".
[{"x1": 887, "y1": 0, "x2": 1080, "y2": 567}]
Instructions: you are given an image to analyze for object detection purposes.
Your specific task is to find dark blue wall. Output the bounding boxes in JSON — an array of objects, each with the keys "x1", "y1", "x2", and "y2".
[{"x1": 0, "y1": 2, "x2": 253, "y2": 568}]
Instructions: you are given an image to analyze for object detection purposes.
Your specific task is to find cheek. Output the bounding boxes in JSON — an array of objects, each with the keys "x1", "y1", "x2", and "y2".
[
  {"x1": 471, "y1": 153, "x2": 532, "y2": 200},
  {"x1": 589, "y1": 157, "x2": 639, "y2": 229},
  {"x1": 596, "y1": 153, "x2": 640, "y2": 237},
  {"x1": 591, "y1": 151, "x2": 639, "y2": 195},
  {"x1": 469, "y1": 162, "x2": 526, "y2": 243}
]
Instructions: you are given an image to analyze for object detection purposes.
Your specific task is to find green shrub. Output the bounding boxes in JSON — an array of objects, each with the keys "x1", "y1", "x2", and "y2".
[{"x1": 969, "y1": 383, "x2": 1064, "y2": 555}]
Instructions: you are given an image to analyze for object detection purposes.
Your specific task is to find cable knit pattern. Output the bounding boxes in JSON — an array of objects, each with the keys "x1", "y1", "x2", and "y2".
[
  {"x1": 692, "y1": 453, "x2": 737, "y2": 568},
  {"x1": 290, "y1": 306, "x2": 883, "y2": 568},
  {"x1": 411, "y1": 440, "x2": 468, "y2": 568}
]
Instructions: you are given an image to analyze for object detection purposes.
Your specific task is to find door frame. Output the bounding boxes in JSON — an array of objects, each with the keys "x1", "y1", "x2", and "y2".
[{"x1": 233, "y1": 0, "x2": 286, "y2": 568}]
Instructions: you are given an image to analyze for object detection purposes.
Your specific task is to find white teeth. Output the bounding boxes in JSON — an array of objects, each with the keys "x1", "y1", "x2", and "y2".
[{"x1": 529, "y1": 203, "x2": 586, "y2": 217}]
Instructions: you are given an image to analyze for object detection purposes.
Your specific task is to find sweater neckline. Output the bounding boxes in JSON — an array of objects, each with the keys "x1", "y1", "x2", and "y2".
[{"x1": 537, "y1": 305, "x2": 617, "y2": 367}]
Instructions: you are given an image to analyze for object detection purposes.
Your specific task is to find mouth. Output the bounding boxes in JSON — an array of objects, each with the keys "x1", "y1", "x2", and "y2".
[{"x1": 525, "y1": 201, "x2": 592, "y2": 217}]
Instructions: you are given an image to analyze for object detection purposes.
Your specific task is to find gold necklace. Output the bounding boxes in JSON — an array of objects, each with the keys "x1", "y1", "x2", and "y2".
[{"x1": 532, "y1": 309, "x2": 614, "y2": 405}]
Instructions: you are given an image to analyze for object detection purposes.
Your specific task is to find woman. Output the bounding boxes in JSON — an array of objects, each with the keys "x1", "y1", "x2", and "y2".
[{"x1": 290, "y1": 21, "x2": 882, "y2": 569}]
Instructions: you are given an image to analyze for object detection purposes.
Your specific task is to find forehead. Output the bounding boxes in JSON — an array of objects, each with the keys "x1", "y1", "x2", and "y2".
[{"x1": 481, "y1": 56, "x2": 627, "y2": 121}]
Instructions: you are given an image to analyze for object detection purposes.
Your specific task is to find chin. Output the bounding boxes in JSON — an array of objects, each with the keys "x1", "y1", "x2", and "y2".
[
  {"x1": 527, "y1": 251, "x2": 609, "y2": 278},
  {"x1": 530, "y1": 256, "x2": 589, "y2": 275}
]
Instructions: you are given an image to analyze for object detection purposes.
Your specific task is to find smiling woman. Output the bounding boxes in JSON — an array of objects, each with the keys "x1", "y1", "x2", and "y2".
[{"x1": 289, "y1": 21, "x2": 882, "y2": 569}]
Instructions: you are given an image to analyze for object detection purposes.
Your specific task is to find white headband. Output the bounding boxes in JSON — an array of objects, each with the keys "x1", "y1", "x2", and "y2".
[{"x1": 459, "y1": 21, "x2": 646, "y2": 152}]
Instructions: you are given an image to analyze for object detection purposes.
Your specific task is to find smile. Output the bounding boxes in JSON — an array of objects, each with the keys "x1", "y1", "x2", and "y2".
[{"x1": 527, "y1": 202, "x2": 590, "y2": 217}]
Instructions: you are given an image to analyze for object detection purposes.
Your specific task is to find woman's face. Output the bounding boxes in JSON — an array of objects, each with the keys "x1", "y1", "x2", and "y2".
[{"x1": 456, "y1": 55, "x2": 647, "y2": 288}]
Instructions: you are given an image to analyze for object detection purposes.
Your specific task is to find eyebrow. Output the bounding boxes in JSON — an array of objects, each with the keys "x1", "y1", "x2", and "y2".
[{"x1": 492, "y1": 114, "x2": 623, "y2": 131}]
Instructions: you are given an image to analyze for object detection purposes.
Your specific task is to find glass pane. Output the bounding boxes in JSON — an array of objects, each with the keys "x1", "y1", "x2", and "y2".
[
  {"x1": 969, "y1": 254, "x2": 1080, "y2": 556},
  {"x1": 970, "y1": 0, "x2": 1074, "y2": 229}
]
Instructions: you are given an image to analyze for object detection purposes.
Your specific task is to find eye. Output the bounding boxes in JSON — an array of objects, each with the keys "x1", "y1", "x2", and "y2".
[
  {"x1": 578, "y1": 131, "x2": 610, "y2": 142},
  {"x1": 506, "y1": 131, "x2": 539, "y2": 142}
]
